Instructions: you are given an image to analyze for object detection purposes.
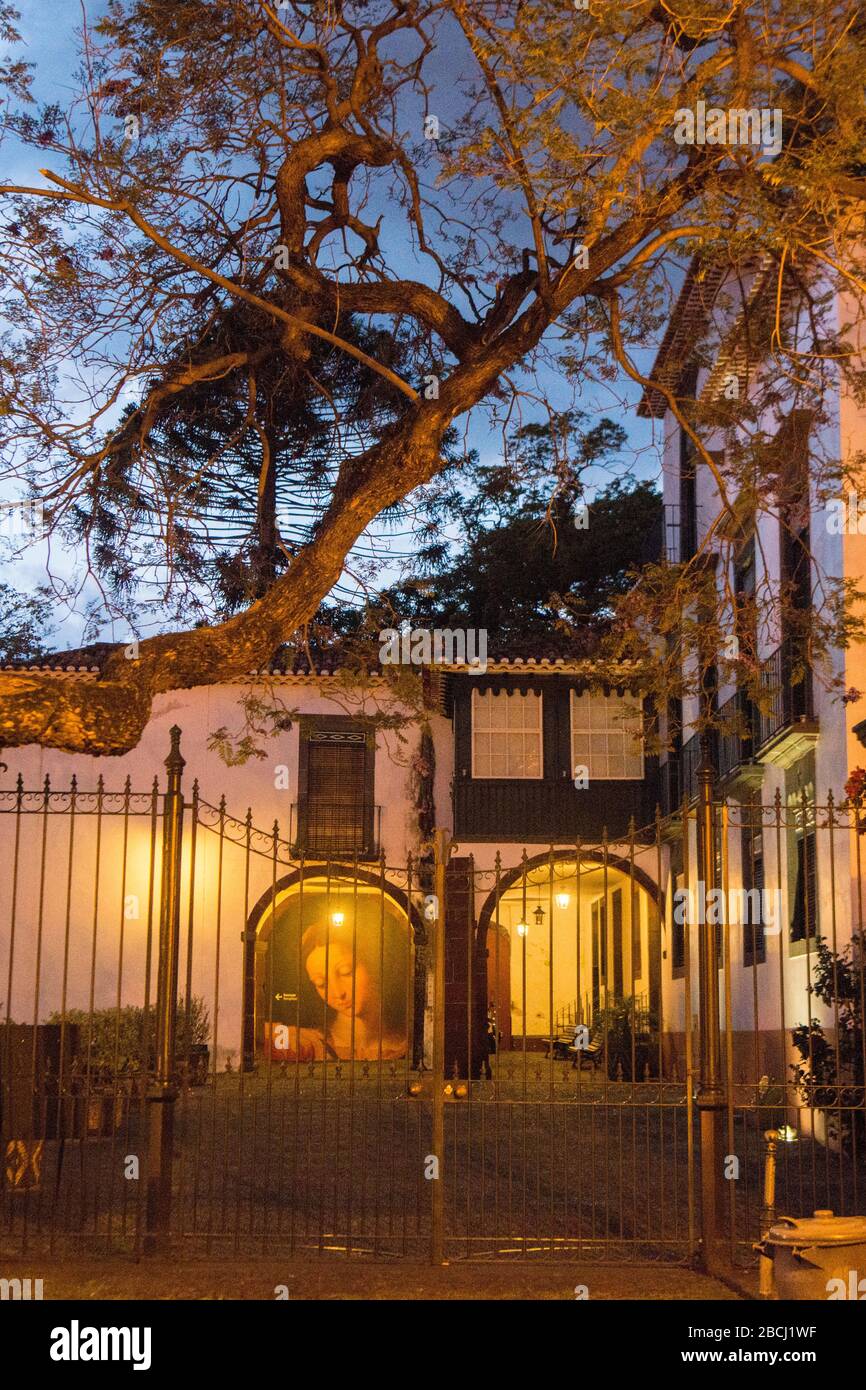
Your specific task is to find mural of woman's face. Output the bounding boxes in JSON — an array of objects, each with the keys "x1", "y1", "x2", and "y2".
[{"x1": 305, "y1": 941, "x2": 371, "y2": 1019}]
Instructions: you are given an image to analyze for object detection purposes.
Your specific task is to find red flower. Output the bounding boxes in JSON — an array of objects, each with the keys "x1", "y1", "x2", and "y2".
[{"x1": 845, "y1": 767, "x2": 866, "y2": 805}]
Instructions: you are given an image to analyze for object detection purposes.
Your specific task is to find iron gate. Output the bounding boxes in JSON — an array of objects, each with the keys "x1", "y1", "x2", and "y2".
[{"x1": 1, "y1": 728, "x2": 864, "y2": 1265}]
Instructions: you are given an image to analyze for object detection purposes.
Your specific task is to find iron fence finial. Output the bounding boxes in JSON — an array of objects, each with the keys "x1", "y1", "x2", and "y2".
[{"x1": 165, "y1": 725, "x2": 185, "y2": 774}]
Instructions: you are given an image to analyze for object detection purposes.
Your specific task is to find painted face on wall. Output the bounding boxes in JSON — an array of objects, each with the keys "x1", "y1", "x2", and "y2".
[{"x1": 305, "y1": 942, "x2": 371, "y2": 1019}]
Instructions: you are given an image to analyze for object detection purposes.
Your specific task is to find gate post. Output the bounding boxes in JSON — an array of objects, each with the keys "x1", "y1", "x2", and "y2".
[
  {"x1": 695, "y1": 733, "x2": 726, "y2": 1273},
  {"x1": 145, "y1": 725, "x2": 185, "y2": 1252},
  {"x1": 431, "y1": 827, "x2": 450, "y2": 1264}
]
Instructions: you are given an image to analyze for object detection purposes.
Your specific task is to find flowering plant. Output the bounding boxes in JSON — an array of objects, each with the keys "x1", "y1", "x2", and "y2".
[{"x1": 845, "y1": 767, "x2": 866, "y2": 806}]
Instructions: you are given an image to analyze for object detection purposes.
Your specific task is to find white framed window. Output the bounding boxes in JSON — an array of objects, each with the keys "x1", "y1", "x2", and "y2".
[
  {"x1": 570, "y1": 689, "x2": 643, "y2": 780},
  {"x1": 471, "y1": 689, "x2": 543, "y2": 779}
]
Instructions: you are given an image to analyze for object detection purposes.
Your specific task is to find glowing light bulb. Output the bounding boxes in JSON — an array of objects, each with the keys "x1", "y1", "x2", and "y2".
[
  {"x1": 555, "y1": 892, "x2": 570, "y2": 910},
  {"x1": 516, "y1": 922, "x2": 529, "y2": 938},
  {"x1": 331, "y1": 911, "x2": 345, "y2": 927}
]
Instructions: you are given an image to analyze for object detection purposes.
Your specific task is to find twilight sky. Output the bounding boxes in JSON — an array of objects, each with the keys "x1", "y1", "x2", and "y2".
[{"x1": 0, "y1": 0, "x2": 665, "y2": 652}]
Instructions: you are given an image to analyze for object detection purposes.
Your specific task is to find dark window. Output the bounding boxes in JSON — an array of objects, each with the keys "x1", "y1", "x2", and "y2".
[
  {"x1": 734, "y1": 533, "x2": 756, "y2": 606},
  {"x1": 742, "y1": 822, "x2": 766, "y2": 966},
  {"x1": 591, "y1": 898, "x2": 606, "y2": 1014},
  {"x1": 677, "y1": 366, "x2": 699, "y2": 562},
  {"x1": 631, "y1": 889, "x2": 642, "y2": 979},
  {"x1": 611, "y1": 888, "x2": 623, "y2": 997},
  {"x1": 671, "y1": 872, "x2": 686, "y2": 972},
  {"x1": 778, "y1": 413, "x2": 814, "y2": 721},
  {"x1": 778, "y1": 415, "x2": 812, "y2": 600},
  {"x1": 680, "y1": 436, "x2": 698, "y2": 562},
  {"x1": 732, "y1": 535, "x2": 757, "y2": 713},
  {"x1": 790, "y1": 829, "x2": 817, "y2": 943},
  {"x1": 298, "y1": 726, "x2": 374, "y2": 856}
]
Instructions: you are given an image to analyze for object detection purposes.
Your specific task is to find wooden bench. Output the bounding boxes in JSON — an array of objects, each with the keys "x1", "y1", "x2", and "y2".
[
  {"x1": 543, "y1": 1029, "x2": 578, "y2": 1061},
  {"x1": 568, "y1": 1027, "x2": 603, "y2": 1072},
  {"x1": 543, "y1": 1025, "x2": 604, "y2": 1070}
]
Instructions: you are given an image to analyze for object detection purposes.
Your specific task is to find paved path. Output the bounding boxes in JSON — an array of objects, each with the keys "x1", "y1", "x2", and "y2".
[{"x1": 2, "y1": 1257, "x2": 745, "y2": 1300}]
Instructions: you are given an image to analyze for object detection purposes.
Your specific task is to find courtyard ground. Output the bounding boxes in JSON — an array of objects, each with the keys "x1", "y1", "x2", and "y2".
[
  {"x1": 4, "y1": 1064, "x2": 855, "y2": 1296},
  {"x1": 3, "y1": 1066, "x2": 849, "y2": 1267},
  {"x1": 0, "y1": 1255, "x2": 746, "y2": 1300}
]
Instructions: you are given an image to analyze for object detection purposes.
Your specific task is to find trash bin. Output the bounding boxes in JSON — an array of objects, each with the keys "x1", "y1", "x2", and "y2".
[{"x1": 762, "y1": 1211, "x2": 866, "y2": 1299}]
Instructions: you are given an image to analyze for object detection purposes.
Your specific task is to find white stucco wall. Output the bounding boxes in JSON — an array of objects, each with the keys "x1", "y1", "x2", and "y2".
[
  {"x1": 656, "y1": 267, "x2": 865, "y2": 1057},
  {"x1": 0, "y1": 675, "x2": 667, "y2": 1068},
  {"x1": 0, "y1": 678, "x2": 442, "y2": 1066}
]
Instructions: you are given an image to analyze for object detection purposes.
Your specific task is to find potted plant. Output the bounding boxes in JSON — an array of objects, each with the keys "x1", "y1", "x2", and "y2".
[
  {"x1": 46, "y1": 996, "x2": 211, "y2": 1132},
  {"x1": 592, "y1": 996, "x2": 660, "y2": 1081},
  {"x1": 791, "y1": 933, "x2": 865, "y2": 1152}
]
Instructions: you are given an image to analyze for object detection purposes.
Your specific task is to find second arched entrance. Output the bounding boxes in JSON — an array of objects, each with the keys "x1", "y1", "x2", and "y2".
[{"x1": 474, "y1": 850, "x2": 663, "y2": 1060}]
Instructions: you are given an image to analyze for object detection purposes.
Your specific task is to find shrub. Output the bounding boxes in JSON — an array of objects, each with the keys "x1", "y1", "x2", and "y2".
[
  {"x1": 791, "y1": 934, "x2": 865, "y2": 1151},
  {"x1": 46, "y1": 997, "x2": 210, "y2": 1077}
]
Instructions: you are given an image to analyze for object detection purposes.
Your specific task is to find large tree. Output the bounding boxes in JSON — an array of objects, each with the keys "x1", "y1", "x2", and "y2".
[
  {"x1": 66, "y1": 307, "x2": 443, "y2": 623},
  {"x1": 350, "y1": 417, "x2": 664, "y2": 645},
  {"x1": 1, "y1": 0, "x2": 865, "y2": 752}
]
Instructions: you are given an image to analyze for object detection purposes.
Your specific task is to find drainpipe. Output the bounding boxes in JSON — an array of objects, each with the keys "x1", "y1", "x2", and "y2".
[
  {"x1": 145, "y1": 725, "x2": 185, "y2": 1252},
  {"x1": 696, "y1": 730, "x2": 727, "y2": 1274},
  {"x1": 431, "y1": 827, "x2": 450, "y2": 1264}
]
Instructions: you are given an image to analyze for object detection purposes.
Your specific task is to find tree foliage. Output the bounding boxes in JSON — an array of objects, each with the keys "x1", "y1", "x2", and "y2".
[
  {"x1": 352, "y1": 417, "x2": 663, "y2": 647},
  {"x1": 0, "y1": 582, "x2": 53, "y2": 663},
  {"x1": 0, "y1": 1, "x2": 865, "y2": 750}
]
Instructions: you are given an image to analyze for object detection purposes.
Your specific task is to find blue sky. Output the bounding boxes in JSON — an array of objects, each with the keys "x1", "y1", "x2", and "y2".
[{"x1": 0, "y1": 0, "x2": 665, "y2": 651}]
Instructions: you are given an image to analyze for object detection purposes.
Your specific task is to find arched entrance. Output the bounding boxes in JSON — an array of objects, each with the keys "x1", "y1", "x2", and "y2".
[
  {"x1": 477, "y1": 850, "x2": 664, "y2": 1055},
  {"x1": 243, "y1": 867, "x2": 427, "y2": 1069}
]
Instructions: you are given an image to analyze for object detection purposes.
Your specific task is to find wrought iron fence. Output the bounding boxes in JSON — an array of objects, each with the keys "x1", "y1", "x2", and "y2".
[{"x1": 0, "y1": 728, "x2": 863, "y2": 1270}]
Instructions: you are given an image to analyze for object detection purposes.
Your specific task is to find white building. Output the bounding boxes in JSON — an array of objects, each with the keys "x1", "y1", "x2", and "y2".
[
  {"x1": 639, "y1": 256, "x2": 866, "y2": 1088},
  {"x1": 3, "y1": 259, "x2": 864, "y2": 1099},
  {"x1": 0, "y1": 650, "x2": 659, "y2": 1078}
]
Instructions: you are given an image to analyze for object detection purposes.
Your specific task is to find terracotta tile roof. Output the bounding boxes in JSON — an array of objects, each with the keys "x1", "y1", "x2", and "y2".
[
  {"x1": 637, "y1": 258, "x2": 729, "y2": 418},
  {"x1": 638, "y1": 255, "x2": 785, "y2": 419},
  {"x1": 0, "y1": 641, "x2": 116, "y2": 674},
  {"x1": 3, "y1": 634, "x2": 625, "y2": 680}
]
